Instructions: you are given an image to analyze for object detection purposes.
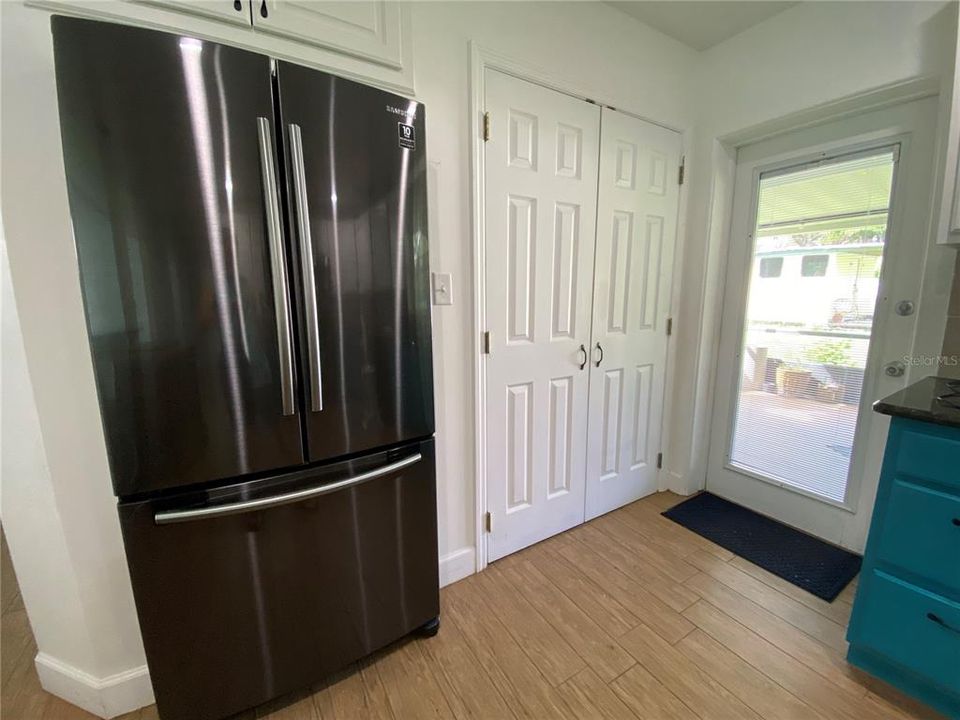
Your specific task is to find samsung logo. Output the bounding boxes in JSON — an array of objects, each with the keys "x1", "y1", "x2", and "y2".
[{"x1": 386, "y1": 105, "x2": 415, "y2": 117}]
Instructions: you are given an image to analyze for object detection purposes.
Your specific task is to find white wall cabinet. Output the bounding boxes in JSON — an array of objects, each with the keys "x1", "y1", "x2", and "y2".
[
  {"x1": 950, "y1": 148, "x2": 960, "y2": 239},
  {"x1": 138, "y1": 0, "x2": 251, "y2": 26},
  {"x1": 29, "y1": 0, "x2": 415, "y2": 95},
  {"x1": 255, "y1": 2, "x2": 405, "y2": 70},
  {"x1": 938, "y1": 11, "x2": 960, "y2": 245}
]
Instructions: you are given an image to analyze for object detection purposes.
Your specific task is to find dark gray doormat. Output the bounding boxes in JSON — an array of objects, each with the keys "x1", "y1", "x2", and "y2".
[{"x1": 662, "y1": 492, "x2": 861, "y2": 602}]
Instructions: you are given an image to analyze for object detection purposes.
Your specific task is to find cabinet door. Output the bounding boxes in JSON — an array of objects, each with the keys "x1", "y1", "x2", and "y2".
[
  {"x1": 135, "y1": 0, "x2": 252, "y2": 26},
  {"x1": 584, "y1": 109, "x2": 681, "y2": 521},
  {"x1": 254, "y1": 1, "x2": 405, "y2": 69},
  {"x1": 483, "y1": 69, "x2": 601, "y2": 561}
]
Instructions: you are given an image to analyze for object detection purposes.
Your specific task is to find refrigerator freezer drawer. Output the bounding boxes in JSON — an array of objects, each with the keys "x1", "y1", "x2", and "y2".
[{"x1": 119, "y1": 439, "x2": 438, "y2": 720}]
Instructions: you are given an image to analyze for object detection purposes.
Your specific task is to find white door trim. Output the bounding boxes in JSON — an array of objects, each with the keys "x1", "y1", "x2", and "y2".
[{"x1": 469, "y1": 43, "x2": 686, "y2": 571}]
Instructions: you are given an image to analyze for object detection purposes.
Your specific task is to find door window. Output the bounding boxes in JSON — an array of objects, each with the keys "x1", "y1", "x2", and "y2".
[{"x1": 729, "y1": 149, "x2": 896, "y2": 503}]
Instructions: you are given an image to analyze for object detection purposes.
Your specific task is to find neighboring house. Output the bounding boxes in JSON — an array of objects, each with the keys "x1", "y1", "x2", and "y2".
[{"x1": 747, "y1": 242, "x2": 883, "y2": 328}]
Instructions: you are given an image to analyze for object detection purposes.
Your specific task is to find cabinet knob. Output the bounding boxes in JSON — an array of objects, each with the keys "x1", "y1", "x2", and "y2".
[
  {"x1": 260, "y1": 0, "x2": 268, "y2": 18},
  {"x1": 233, "y1": 0, "x2": 242, "y2": 11}
]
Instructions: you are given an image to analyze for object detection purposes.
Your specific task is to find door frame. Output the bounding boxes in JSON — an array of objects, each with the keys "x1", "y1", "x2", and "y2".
[
  {"x1": 468, "y1": 43, "x2": 687, "y2": 571},
  {"x1": 704, "y1": 97, "x2": 952, "y2": 551}
]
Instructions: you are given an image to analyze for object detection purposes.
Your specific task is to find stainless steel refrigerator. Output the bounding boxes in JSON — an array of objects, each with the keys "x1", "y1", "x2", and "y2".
[{"x1": 52, "y1": 17, "x2": 438, "y2": 720}]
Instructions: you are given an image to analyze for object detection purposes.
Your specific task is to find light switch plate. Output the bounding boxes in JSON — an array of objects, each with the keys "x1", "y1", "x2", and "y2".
[{"x1": 432, "y1": 272, "x2": 453, "y2": 306}]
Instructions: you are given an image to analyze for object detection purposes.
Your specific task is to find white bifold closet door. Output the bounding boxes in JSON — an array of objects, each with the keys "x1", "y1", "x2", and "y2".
[
  {"x1": 484, "y1": 68, "x2": 681, "y2": 561},
  {"x1": 584, "y1": 109, "x2": 682, "y2": 520},
  {"x1": 484, "y1": 70, "x2": 600, "y2": 562}
]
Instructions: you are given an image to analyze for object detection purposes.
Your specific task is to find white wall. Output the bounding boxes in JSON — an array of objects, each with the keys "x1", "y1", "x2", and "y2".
[
  {"x1": 1, "y1": 2, "x2": 154, "y2": 715},
  {"x1": 668, "y1": 0, "x2": 958, "y2": 500},
  {"x1": 410, "y1": 0, "x2": 698, "y2": 578},
  {"x1": 1, "y1": 235, "x2": 96, "y2": 680}
]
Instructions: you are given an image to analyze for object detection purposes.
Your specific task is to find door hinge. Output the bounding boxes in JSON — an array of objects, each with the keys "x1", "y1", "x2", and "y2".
[
  {"x1": 483, "y1": 112, "x2": 491, "y2": 142},
  {"x1": 657, "y1": 452, "x2": 663, "y2": 469},
  {"x1": 666, "y1": 317, "x2": 673, "y2": 336},
  {"x1": 484, "y1": 511, "x2": 492, "y2": 532},
  {"x1": 482, "y1": 330, "x2": 491, "y2": 354},
  {"x1": 678, "y1": 157, "x2": 685, "y2": 185}
]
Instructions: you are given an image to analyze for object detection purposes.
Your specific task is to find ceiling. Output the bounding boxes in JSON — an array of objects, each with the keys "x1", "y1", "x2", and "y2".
[{"x1": 609, "y1": 1, "x2": 799, "y2": 51}]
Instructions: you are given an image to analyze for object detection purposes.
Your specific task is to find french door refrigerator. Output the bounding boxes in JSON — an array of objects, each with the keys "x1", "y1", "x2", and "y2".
[{"x1": 52, "y1": 17, "x2": 437, "y2": 720}]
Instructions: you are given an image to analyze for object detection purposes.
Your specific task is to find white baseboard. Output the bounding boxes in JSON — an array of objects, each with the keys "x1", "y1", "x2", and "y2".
[
  {"x1": 439, "y1": 546, "x2": 475, "y2": 588},
  {"x1": 665, "y1": 470, "x2": 696, "y2": 496},
  {"x1": 35, "y1": 652, "x2": 153, "y2": 719}
]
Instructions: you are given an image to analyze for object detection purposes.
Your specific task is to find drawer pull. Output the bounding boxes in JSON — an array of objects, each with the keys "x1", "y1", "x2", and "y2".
[
  {"x1": 926, "y1": 612, "x2": 960, "y2": 634},
  {"x1": 952, "y1": 518, "x2": 960, "y2": 526}
]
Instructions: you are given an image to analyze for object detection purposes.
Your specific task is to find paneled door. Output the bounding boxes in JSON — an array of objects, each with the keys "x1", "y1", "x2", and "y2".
[
  {"x1": 483, "y1": 70, "x2": 601, "y2": 561},
  {"x1": 585, "y1": 109, "x2": 682, "y2": 520}
]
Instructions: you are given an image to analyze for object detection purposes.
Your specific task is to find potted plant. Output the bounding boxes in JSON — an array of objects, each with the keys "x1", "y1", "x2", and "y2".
[{"x1": 776, "y1": 364, "x2": 813, "y2": 397}]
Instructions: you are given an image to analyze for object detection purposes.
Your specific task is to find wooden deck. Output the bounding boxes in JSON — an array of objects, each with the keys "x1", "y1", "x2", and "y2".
[{"x1": 0, "y1": 492, "x2": 943, "y2": 719}]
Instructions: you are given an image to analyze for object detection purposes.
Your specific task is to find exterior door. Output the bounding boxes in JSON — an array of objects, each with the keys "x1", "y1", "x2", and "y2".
[
  {"x1": 277, "y1": 62, "x2": 435, "y2": 465},
  {"x1": 483, "y1": 70, "x2": 600, "y2": 561},
  {"x1": 707, "y1": 98, "x2": 941, "y2": 551},
  {"x1": 53, "y1": 18, "x2": 304, "y2": 497},
  {"x1": 584, "y1": 109, "x2": 681, "y2": 520}
]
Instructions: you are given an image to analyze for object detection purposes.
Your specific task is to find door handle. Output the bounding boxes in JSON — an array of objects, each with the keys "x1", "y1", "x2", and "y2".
[
  {"x1": 154, "y1": 453, "x2": 422, "y2": 524},
  {"x1": 578, "y1": 344, "x2": 587, "y2": 370},
  {"x1": 288, "y1": 124, "x2": 323, "y2": 413},
  {"x1": 595, "y1": 342, "x2": 604, "y2": 368},
  {"x1": 256, "y1": 117, "x2": 295, "y2": 416}
]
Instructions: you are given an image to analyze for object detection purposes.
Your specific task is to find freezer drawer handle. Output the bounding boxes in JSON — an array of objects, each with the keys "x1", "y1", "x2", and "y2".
[
  {"x1": 288, "y1": 123, "x2": 323, "y2": 413},
  {"x1": 153, "y1": 452, "x2": 422, "y2": 524},
  {"x1": 257, "y1": 116, "x2": 296, "y2": 417}
]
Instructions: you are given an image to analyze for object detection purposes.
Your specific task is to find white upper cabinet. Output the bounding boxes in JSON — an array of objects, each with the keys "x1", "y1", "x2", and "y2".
[
  {"x1": 950, "y1": 147, "x2": 960, "y2": 239},
  {"x1": 137, "y1": 0, "x2": 251, "y2": 26},
  {"x1": 938, "y1": 13, "x2": 960, "y2": 245},
  {"x1": 29, "y1": 0, "x2": 415, "y2": 95},
  {"x1": 254, "y1": 1, "x2": 404, "y2": 70}
]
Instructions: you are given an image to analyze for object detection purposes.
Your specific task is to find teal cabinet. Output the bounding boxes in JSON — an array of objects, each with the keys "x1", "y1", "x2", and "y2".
[{"x1": 847, "y1": 417, "x2": 960, "y2": 718}]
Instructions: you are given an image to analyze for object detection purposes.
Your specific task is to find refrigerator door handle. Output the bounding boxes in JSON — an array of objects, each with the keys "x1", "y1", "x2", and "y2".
[
  {"x1": 257, "y1": 116, "x2": 296, "y2": 417},
  {"x1": 288, "y1": 123, "x2": 323, "y2": 413},
  {"x1": 154, "y1": 452, "x2": 422, "y2": 524}
]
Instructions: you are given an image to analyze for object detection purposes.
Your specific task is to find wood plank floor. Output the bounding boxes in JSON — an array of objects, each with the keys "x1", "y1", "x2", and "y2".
[{"x1": 0, "y1": 493, "x2": 945, "y2": 719}]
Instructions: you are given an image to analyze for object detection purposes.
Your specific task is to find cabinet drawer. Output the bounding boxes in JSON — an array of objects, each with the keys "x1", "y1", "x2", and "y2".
[
  {"x1": 851, "y1": 570, "x2": 960, "y2": 692},
  {"x1": 896, "y1": 424, "x2": 960, "y2": 491},
  {"x1": 876, "y1": 479, "x2": 960, "y2": 594}
]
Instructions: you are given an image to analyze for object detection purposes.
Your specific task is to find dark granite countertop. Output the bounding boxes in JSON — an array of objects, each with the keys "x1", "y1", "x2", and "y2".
[{"x1": 873, "y1": 376, "x2": 960, "y2": 429}]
